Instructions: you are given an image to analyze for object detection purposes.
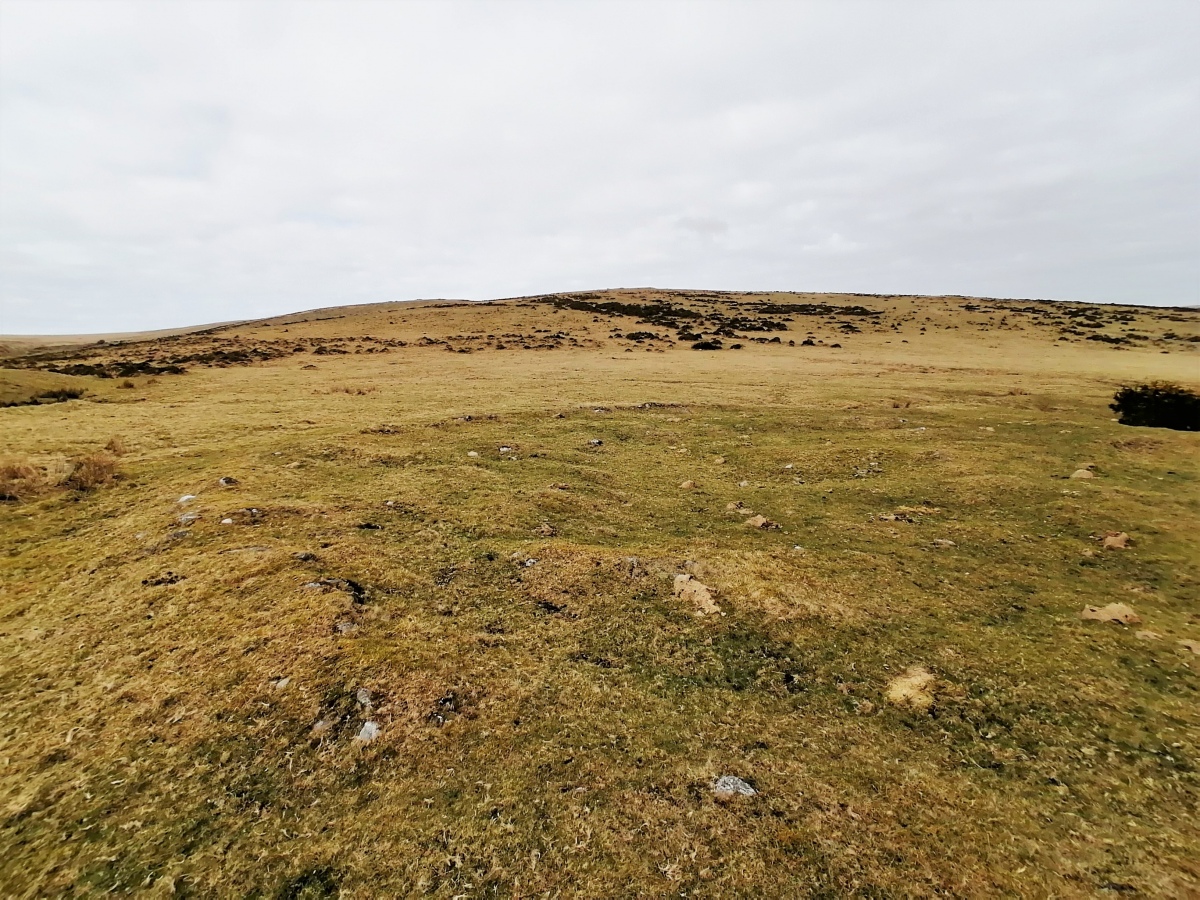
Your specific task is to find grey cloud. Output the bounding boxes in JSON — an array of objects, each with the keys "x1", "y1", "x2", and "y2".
[{"x1": 1, "y1": 0, "x2": 1197, "y2": 332}]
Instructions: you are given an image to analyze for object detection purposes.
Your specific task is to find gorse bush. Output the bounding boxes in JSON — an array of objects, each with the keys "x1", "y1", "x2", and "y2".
[{"x1": 1110, "y1": 381, "x2": 1200, "y2": 431}]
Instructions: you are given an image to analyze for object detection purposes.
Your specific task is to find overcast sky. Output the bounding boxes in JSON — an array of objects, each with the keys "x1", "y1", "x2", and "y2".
[{"x1": 1, "y1": 0, "x2": 1197, "y2": 333}]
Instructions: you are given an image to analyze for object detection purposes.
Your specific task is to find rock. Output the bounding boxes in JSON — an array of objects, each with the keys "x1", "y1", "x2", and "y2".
[
  {"x1": 1070, "y1": 469, "x2": 1095, "y2": 479},
  {"x1": 1102, "y1": 531, "x2": 1130, "y2": 550},
  {"x1": 334, "y1": 621, "x2": 360, "y2": 635},
  {"x1": 745, "y1": 514, "x2": 780, "y2": 530},
  {"x1": 738, "y1": 480, "x2": 750, "y2": 488},
  {"x1": 524, "y1": 558, "x2": 537, "y2": 567},
  {"x1": 217, "y1": 477, "x2": 239, "y2": 486},
  {"x1": 673, "y1": 574, "x2": 720, "y2": 616},
  {"x1": 885, "y1": 666, "x2": 937, "y2": 711},
  {"x1": 537, "y1": 522, "x2": 556, "y2": 536},
  {"x1": 293, "y1": 551, "x2": 317, "y2": 561},
  {"x1": 1178, "y1": 639, "x2": 1200, "y2": 655},
  {"x1": 178, "y1": 494, "x2": 197, "y2": 504},
  {"x1": 931, "y1": 539, "x2": 956, "y2": 548},
  {"x1": 178, "y1": 513, "x2": 200, "y2": 524},
  {"x1": 273, "y1": 677, "x2": 290, "y2": 691},
  {"x1": 467, "y1": 451, "x2": 479, "y2": 457},
  {"x1": 1080, "y1": 603, "x2": 1140, "y2": 626},
  {"x1": 679, "y1": 480, "x2": 696, "y2": 490},
  {"x1": 311, "y1": 719, "x2": 333, "y2": 736},
  {"x1": 712, "y1": 775, "x2": 756, "y2": 798},
  {"x1": 589, "y1": 439, "x2": 603, "y2": 446},
  {"x1": 1134, "y1": 630, "x2": 1160, "y2": 641},
  {"x1": 220, "y1": 518, "x2": 234, "y2": 525},
  {"x1": 713, "y1": 456, "x2": 726, "y2": 464},
  {"x1": 499, "y1": 446, "x2": 514, "y2": 453},
  {"x1": 356, "y1": 721, "x2": 380, "y2": 742},
  {"x1": 356, "y1": 688, "x2": 373, "y2": 707}
]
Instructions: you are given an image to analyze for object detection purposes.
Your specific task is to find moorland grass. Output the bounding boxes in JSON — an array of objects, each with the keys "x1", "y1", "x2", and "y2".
[{"x1": 0, "y1": 291, "x2": 1197, "y2": 897}]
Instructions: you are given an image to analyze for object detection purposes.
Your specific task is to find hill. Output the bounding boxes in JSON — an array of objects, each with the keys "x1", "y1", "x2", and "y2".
[{"x1": 1, "y1": 289, "x2": 1198, "y2": 896}]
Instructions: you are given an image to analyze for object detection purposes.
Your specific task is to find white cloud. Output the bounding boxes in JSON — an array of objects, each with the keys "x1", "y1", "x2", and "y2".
[{"x1": 1, "y1": 0, "x2": 1197, "y2": 332}]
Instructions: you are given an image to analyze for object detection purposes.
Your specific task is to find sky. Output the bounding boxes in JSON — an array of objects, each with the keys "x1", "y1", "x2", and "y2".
[{"x1": 1, "y1": 1, "x2": 1197, "y2": 333}]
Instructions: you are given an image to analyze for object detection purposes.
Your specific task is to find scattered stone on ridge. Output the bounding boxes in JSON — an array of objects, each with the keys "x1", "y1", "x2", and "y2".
[
  {"x1": 356, "y1": 721, "x2": 380, "y2": 742},
  {"x1": 712, "y1": 775, "x2": 757, "y2": 798},
  {"x1": 885, "y1": 666, "x2": 937, "y2": 712},
  {"x1": 745, "y1": 514, "x2": 780, "y2": 530},
  {"x1": 356, "y1": 688, "x2": 373, "y2": 707},
  {"x1": 674, "y1": 574, "x2": 720, "y2": 616},
  {"x1": 679, "y1": 480, "x2": 696, "y2": 490},
  {"x1": 1070, "y1": 469, "x2": 1095, "y2": 480},
  {"x1": 1080, "y1": 603, "x2": 1140, "y2": 626},
  {"x1": 218, "y1": 477, "x2": 239, "y2": 486},
  {"x1": 1102, "y1": 531, "x2": 1130, "y2": 550},
  {"x1": 931, "y1": 539, "x2": 956, "y2": 548}
]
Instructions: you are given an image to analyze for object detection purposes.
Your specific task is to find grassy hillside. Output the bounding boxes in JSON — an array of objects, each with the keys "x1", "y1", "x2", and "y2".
[{"x1": 1, "y1": 290, "x2": 1198, "y2": 897}]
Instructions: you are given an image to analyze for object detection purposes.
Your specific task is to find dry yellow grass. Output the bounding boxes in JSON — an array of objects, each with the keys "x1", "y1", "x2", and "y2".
[{"x1": 0, "y1": 290, "x2": 1197, "y2": 897}]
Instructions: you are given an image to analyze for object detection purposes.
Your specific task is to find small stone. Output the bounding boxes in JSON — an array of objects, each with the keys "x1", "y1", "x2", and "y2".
[
  {"x1": 178, "y1": 513, "x2": 199, "y2": 524},
  {"x1": 356, "y1": 688, "x2": 372, "y2": 707},
  {"x1": 1101, "y1": 531, "x2": 1130, "y2": 550},
  {"x1": 1080, "y1": 603, "x2": 1140, "y2": 626},
  {"x1": 217, "y1": 477, "x2": 239, "y2": 486},
  {"x1": 745, "y1": 515, "x2": 780, "y2": 530},
  {"x1": 738, "y1": 480, "x2": 750, "y2": 488},
  {"x1": 311, "y1": 719, "x2": 332, "y2": 736},
  {"x1": 356, "y1": 721, "x2": 380, "y2": 742},
  {"x1": 1070, "y1": 469, "x2": 1095, "y2": 480},
  {"x1": 713, "y1": 456, "x2": 726, "y2": 464},
  {"x1": 885, "y1": 666, "x2": 937, "y2": 711},
  {"x1": 178, "y1": 494, "x2": 197, "y2": 504},
  {"x1": 499, "y1": 446, "x2": 514, "y2": 453},
  {"x1": 679, "y1": 480, "x2": 696, "y2": 490},
  {"x1": 293, "y1": 551, "x2": 317, "y2": 561},
  {"x1": 931, "y1": 539, "x2": 956, "y2": 548},
  {"x1": 589, "y1": 439, "x2": 603, "y2": 446},
  {"x1": 220, "y1": 518, "x2": 234, "y2": 525},
  {"x1": 467, "y1": 451, "x2": 479, "y2": 457},
  {"x1": 674, "y1": 574, "x2": 720, "y2": 616},
  {"x1": 712, "y1": 775, "x2": 756, "y2": 798},
  {"x1": 334, "y1": 621, "x2": 360, "y2": 635},
  {"x1": 274, "y1": 677, "x2": 290, "y2": 690}
]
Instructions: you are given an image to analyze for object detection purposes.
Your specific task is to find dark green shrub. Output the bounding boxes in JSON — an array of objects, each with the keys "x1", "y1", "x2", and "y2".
[{"x1": 1110, "y1": 382, "x2": 1200, "y2": 431}]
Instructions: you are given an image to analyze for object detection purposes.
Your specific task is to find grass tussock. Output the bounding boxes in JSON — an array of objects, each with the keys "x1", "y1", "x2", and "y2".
[{"x1": 63, "y1": 450, "x2": 118, "y2": 491}]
